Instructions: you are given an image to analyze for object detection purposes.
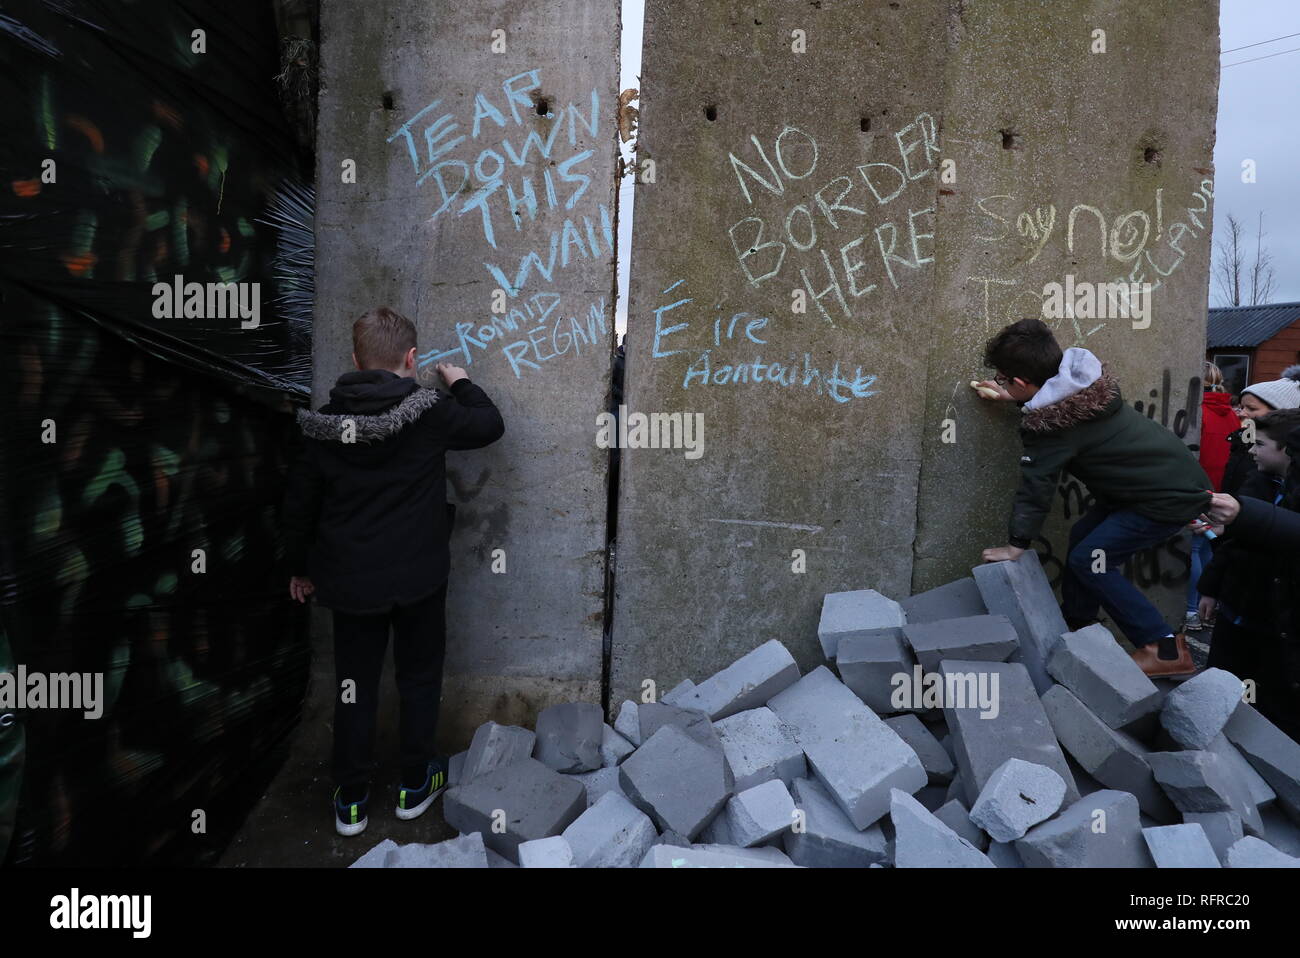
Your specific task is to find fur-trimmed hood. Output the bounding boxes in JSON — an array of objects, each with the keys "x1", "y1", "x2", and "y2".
[
  {"x1": 297, "y1": 386, "x2": 441, "y2": 443},
  {"x1": 1020, "y1": 364, "x2": 1122, "y2": 434}
]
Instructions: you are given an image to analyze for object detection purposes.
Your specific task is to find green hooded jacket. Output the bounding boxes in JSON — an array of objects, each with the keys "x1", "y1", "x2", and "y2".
[{"x1": 1007, "y1": 366, "x2": 1213, "y2": 546}]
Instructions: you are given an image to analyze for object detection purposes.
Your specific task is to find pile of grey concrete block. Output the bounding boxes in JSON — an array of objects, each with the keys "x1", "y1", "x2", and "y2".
[{"x1": 351, "y1": 552, "x2": 1300, "y2": 868}]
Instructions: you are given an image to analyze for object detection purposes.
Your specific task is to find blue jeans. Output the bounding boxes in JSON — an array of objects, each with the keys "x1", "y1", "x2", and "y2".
[
  {"x1": 1060, "y1": 505, "x2": 1188, "y2": 647},
  {"x1": 1185, "y1": 532, "x2": 1213, "y2": 615}
]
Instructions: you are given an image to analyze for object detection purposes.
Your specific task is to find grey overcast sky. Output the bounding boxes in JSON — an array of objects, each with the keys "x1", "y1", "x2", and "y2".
[
  {"x1": 614, "y1": 0, "x2": 1300, "y2": 334},
  {"x1": 1214, "y1": 0, "x2": 1300, "y2": 304}
]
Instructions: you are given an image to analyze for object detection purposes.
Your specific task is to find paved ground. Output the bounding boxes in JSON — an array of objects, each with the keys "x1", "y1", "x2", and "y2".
[{"x1": 217, "y1": 606, "x2": 456, "y2": 868}]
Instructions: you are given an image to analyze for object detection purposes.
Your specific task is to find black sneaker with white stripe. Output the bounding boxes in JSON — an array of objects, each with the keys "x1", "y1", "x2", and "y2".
[{"x1": 395, "y1": 757, "x2": 449, "y2": 821}]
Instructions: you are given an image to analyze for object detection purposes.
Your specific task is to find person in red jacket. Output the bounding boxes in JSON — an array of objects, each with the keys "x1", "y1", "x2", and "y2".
[{"x1": 1184, "y1": 362, "x2": 1238, "y2": 632}]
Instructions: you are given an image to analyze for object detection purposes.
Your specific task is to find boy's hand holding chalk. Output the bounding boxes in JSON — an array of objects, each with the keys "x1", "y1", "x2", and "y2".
[{"x1": 970, "y1": 379, "x2": 1011, "y2": 401}]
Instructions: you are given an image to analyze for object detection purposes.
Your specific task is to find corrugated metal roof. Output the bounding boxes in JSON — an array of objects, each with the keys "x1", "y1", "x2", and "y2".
[{"x1": 1207, "y1": 301, "x2": 1300, "y2": 348}]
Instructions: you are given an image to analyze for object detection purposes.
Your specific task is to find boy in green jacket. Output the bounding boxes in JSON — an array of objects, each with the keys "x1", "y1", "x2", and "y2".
[{"x1": 972, "y1": 319, "x2": 1212, "y2": 677}]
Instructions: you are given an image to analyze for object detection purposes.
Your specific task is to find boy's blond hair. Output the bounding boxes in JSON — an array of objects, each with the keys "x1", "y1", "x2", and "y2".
[{"x1": 353, "y1": 306, "x2": 416, "y2": 370}]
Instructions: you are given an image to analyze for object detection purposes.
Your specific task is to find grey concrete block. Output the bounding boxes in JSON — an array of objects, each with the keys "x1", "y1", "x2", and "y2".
[
  {"x1": 1223, "y1": 704, "x2": 1300, "y2": 825},
  {"x1": 986, "y1": 841, "x2": 1024, "y2": 868},
  {"x1": 1015, "y1": 790, "x2": 1153, "y2": 867},
  {"x1": 836, "y1": 628, "x2": 916, "y2": 715},
  {"x1": 1183, "y1": 812, "x2": 1243, "y2": 863},
  {"x1": 484, "y1": 846, "x2": 518, "y2": 868},
  {"x1": 614, "y1": 700, "x2": 641, "y2": 746},
  {"x1": 1142, "y1": 824, "x2": 1221, "y2": 868},
  {"x1": 618, "y1": 724, "x2": 734, "y2": 839},
  {"x1": 639, "y1": 844, "x2": 798, "y2": 868},
  {"x1": 767, "y1": 666, "x2": 926, "y2": 829},
  {"x1": 945, "y1": 773, "x2": 966, "y2": 805},
  {"x1": 600, "y1": 723, "x2": 635, "y2": 767},
  {"x1": 533, "y1": 702, "x2": 604, "y2": 773},
  {"x1": 1262, "y1": 804, "x2": 1300, "y2": 858},
  {"x1": 673, "y1": 639, "x2": 800, "y2": 720},
  {"x1": 658, "y1": 829, "x2": 692, "y2": 848},
  {"x1": 448, "y1": 750, "x2": 467, "y2": 787},
  {"x1": 661, "y1": 678, "x2": 696, "y2": 706},
  {"x1": 783, "y1": 777, "x2": 889, "y2": 868},
  {"x1": 938, "y1": 732, "x2": 957, "y2": 763},
  {"x1": 1161, "y1": 668, "x2": 1245, "y2": 749},
  {"x1": 637, "y1": 702, "x2": 720, "y2": 750},
  {"x1": 561, "y1": 790, "x2": 658, "y2": 868},
  {"x1": 443, "y1": 757, "x2": 587, "y2": 863},
  {"x1": 573, "y1": 764, "x2": 625, "y2": 807},
  {"x1": 517, "y1": 835, "x2": 575, "y2": 868},
  {"x1": 688, "y1": 844, "x2": 796, "y2": 864},
  {"x1": 818, "y1": 589, "x2": 905, "y2": 660},
  {"x1": 902, "y1": 614, "x2": 1019, "y2": 672},
  {"x1": 349, "y1": 838, "x2": 398, "y2": 868},
  {"x1": 971, "y1": 551, "x2": 1067, "y2": 694},
  {"x1": 969, "y1": 758, "x2": 1066, "y2": 842},
  {"x1": 1046, "y1": 624, "x2": 1162, "y2": 728},
  {"x1": 934, "y1": 799, "x2": 990, "y2": 851},
  {"x1": 463, "y1": 722, "x2": 536, "y2": 782},
  {"x1": 1205, "y1": 733, "x2": 1275, "y2": 809},
  {"x1": 886, "y1": 714, "x2": 955, "y2": 785},
  {"x1": 1042, "y1": 684, "x2": 1176, "y2": 822},
  {"x1": 1225, "y1": 836, "x2": 1300, "y2": 868},
  {"x1": 714, "y1": 706, "x2": 807, "y2": 792},
  {"x1": 900, "y1": 577, "x2": 988, "y2": 625},
  {"x1": 384, "y1": 832, "x2": 489, "y2": 868},
  {"x1": 890, "y1": 788, "x2": 995, "y2": 868},
  {"x1": 725, "y1": 779, "x2": 797, "y2": 847},
  {"x1": 941, "y1": 660, "x2": 1078, "y2": 808},
  {"x1": 1148, "y1": 750, "x2": 1263, "y2": 837},
  {"x1": 697, "y1": 808, "x2": 734, "y2": 845}
]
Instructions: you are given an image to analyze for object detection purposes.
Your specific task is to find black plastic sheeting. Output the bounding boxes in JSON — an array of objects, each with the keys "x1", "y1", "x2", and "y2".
[
  {"x1": 0, "y1": 0, "x2": 314, "y2": 865},
  {"x1": 0, "y1": 0, "x2": 312, "y2": 398}
]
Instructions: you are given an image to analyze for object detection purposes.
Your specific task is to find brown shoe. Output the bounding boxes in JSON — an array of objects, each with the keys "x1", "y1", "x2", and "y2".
[{"x1": 1130, "y1": 633, "x2": 1196, "y2": 678}]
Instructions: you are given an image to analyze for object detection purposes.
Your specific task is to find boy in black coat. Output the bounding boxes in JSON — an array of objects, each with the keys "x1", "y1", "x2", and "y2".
[
  {"x1": 1199, "y1": 411, "x2": 1300, "y2": 742},
  {"x1": 281, "y1": 306, "x2": 504, "y2": 835},
  {"x1": 973, "y1": 319, "x2": 1212, "y2": 678}
]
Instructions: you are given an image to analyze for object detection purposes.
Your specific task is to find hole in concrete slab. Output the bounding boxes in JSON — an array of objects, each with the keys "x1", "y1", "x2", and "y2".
[
  {"x1": 890, "y1": 1, "x2": 901, "y2": 7},
  {"x1": 535, "y1": 97, "x2": 550, "y2": 116},
  {"x1": 860, "y1": 117, "x2": 871, "y2": 132},
  {"x1": 381, "y1": 91, "x2": 394, "y2": 110},
  {"x1": 1001, "y1": 130, "x2": 1022, "y2": 150},
  {"x1": 1144, "y1": 146, "x2": 1163, "y2": 165},
  {"x1": 1020, "y1": 792, "x2": 1036, "y2": 804},
  {"x1": 704, "y1": 104, "x2": 717, "y2": 122}
]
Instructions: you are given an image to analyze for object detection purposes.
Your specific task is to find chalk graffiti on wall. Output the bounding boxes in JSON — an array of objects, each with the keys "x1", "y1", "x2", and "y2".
[
  {"x1": 387, "y1": 70, "x2": 613, "y2": 299},
  {"x1": 726, "y1": 114, "x2": 939, "y2": 325},
  {"x1": 417, "y1": 291, "x2": 608, "y2": 380},
  {"x1": 966, "y1": 179, "x2": 1215, "y2": 342},
  {"x1": 649, "y1": 279, "x2": 879, "y2": 403}
]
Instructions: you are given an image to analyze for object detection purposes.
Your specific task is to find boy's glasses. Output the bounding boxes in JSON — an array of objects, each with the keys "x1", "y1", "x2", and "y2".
[{"x1": 994, "y1": 372, "x2": 1010, "y2": 386}]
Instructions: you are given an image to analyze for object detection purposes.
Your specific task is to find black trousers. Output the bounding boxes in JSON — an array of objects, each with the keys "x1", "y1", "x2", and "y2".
[
  {"x1": 331, "y1": 582, "x2": 447, "y2": 789},
  {"x1": 1207, "y1": 613, "x2": 1300, "y2": 743}
]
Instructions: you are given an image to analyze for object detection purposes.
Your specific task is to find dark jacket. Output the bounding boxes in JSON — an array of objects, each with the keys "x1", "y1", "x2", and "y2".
[
  {"x1": 1204, "y1": 483, "x2": 1300, "y2": 711},
  {"x1": 1008, "y1": 366, "x2": 1212, "y2": 546},
  {"x1": 280, "y1": 370, "x2": 504, "y2": 614},
  {"x1": 1196, "y1": 470, "x2": 1284, "y2": 625},
  {"x1": 1221, "y1": 426, "x2": 1259, "y2": 497}
]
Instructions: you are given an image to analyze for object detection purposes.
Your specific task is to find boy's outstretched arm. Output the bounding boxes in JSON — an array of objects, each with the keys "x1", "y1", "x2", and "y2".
[
  {"x1": 434, "y1": 362, "x2": 505, "y2": 450},
  {"x1": 281, "y1": 431, "x2": 325, "y2": 593},
  {"x1": 1213, "y1": 493, "x2": 1300, "y2": 551},
  {"x1": 982, "y1": 434, "x2": 1073, "y2": 562}
]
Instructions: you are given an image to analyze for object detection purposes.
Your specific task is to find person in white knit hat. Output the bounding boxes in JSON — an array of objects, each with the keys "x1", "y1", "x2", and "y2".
[{"x1": 1221, "y1": 365, "x2": 1300, "y2": 498}]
